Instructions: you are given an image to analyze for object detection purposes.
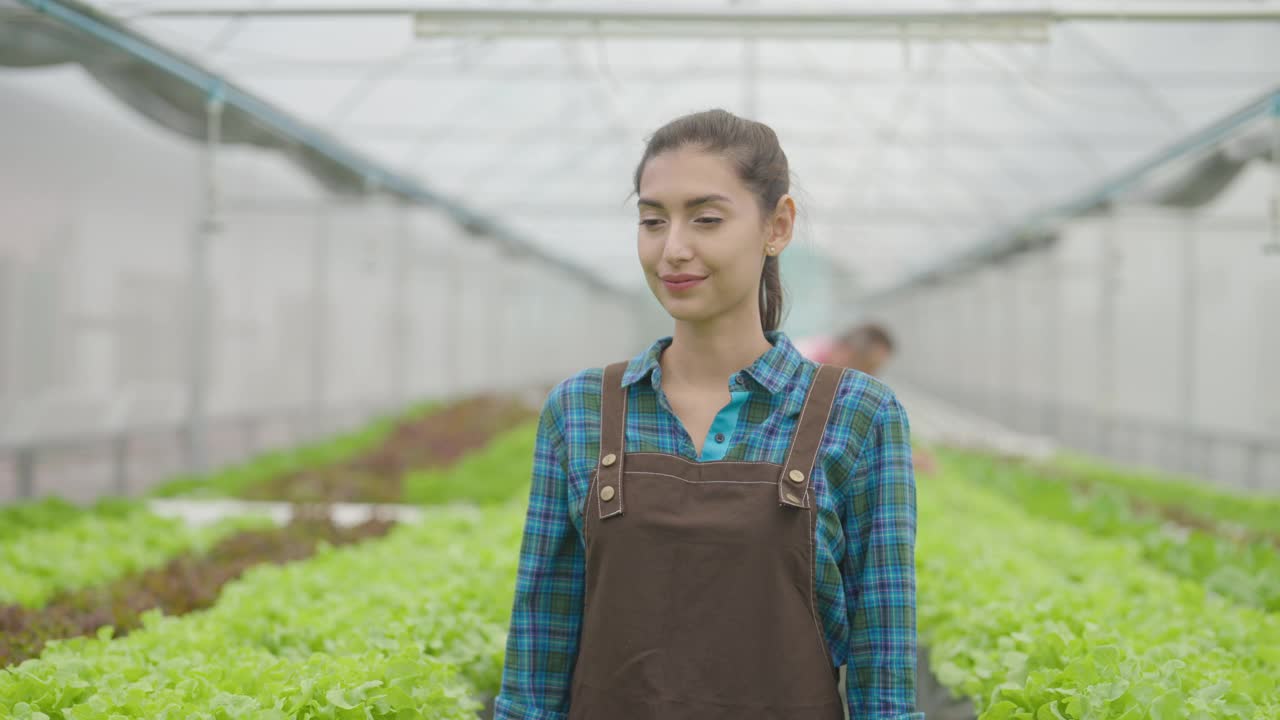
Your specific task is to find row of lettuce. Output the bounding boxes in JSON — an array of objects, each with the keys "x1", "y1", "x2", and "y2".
[
  {"x1": 3, "y1": 400, "x2": 1278, "y2": 718},
  {"x1": 0, "y1": 396, "x2": 537, "y2": 613},
  {"x1": 0, "y1": 430, "x2": 538, "y2": 610},
  {"x1": 921, "y1": 453, "x2": 1279, "y2": 719},
  {"x1": 2, "y1": 397, "x2": 535, "y2": 717},
  {"x1": 946, "y1": 449, "x2": 1280, "y2": 614},
  {"x1": 0, "y1": 507, "x2": 267, "y2": 608},
  {"x1": 3, "y1": 504, "x2": 523, "y2": 718}
]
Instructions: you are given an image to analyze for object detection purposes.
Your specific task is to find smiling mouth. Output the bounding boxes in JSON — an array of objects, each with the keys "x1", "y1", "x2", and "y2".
[{"x1": 661, "y1": 275, "x2": 707, "y2": 291}]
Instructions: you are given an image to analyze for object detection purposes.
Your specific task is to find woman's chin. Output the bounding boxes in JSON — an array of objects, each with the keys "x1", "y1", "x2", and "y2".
[
  {"x1": 648, "y1": 282, "x2": 728, "y2": 324},
  {"x1": 661, "y1": 298, "x2": 716, "y2": 324},
  {"x1": 649, "y1": 286, "x2": 694, "y2": 315}
]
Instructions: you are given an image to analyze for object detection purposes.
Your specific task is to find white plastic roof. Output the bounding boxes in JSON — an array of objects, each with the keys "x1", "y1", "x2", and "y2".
[{"x1": 40, "y1": 2, "x2": 1280, "y2": 292}]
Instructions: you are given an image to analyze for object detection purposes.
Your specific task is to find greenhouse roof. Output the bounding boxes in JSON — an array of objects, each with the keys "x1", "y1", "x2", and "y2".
[{"x1": 6, "y1": 0, "x2": 1280, "y2": 294}]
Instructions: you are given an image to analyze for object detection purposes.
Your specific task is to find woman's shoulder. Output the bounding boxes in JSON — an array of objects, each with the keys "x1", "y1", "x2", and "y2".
[
  {"x1": 541, "y1": 366, "x2": 608, "y2": 424},
  {"x1": 816, "y1": 369, "x2": 912, "y2": 485},
  {"x1": 823, "y1": 365, "x2": 903, "y2": 428}
]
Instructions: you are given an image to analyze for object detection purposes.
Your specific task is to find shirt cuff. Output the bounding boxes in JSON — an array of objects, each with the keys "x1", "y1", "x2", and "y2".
[
  {"x1": 492, "y1": 695, "x2": 569, "y2": 720},
  {"x1": 850, "y1": 708, "x2": 927, "y2": 720}
]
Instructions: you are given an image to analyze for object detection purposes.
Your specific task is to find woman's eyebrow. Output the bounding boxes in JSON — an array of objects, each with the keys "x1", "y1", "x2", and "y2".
[{"x1": 637, "y1": 194, "x2": 732, "y2": 210}]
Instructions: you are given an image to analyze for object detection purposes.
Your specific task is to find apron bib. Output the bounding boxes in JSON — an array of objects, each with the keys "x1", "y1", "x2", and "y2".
[{"x1": 567, "y1": 362, "x2": 847, "y2": 720}]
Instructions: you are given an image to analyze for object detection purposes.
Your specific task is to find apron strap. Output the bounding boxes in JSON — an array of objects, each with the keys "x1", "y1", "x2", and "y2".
[
  {"x1": 597, "y1": 361, "x2": 629, "y2": 520},
  {"x1": 778, "y1": 364, "x2": 846, "y2": 509}
]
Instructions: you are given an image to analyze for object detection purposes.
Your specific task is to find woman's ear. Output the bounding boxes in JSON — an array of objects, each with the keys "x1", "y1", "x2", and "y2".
[{"x1": 765, "y1": 194, "x2": 797, "y2": 256}]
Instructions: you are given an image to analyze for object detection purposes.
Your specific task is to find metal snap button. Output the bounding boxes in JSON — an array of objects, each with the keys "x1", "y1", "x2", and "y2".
[
  {"x1": 600, "y1": 485, "x2": 616, "y2": 502},
  {"x1": 788, "y1": 469, "x2": 805, "y2": 484},
  {"x1": 601, "y1": 453, "x2": 617, "y2": 467}
]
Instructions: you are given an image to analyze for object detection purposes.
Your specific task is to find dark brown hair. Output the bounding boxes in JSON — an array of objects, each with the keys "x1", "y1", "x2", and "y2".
[
  {"x1": 838, "y1": 323, "x2": 896, "y2": 353},
  {"x1": 632, "y1": 109, "x2": 790, "y2": 333}
]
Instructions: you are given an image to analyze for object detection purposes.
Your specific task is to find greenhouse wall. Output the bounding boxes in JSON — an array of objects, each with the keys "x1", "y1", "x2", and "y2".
[
  {"x1": 873, "y1": 163, "x2": 1280, "y2": 491},
  {"x1": 0, "y1": 68, "x2": 643, "y2": 501}
]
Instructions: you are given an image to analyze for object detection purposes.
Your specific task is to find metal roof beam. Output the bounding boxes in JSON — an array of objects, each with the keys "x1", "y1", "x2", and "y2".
[
  {"x1": 212, "y1": 62, "x2": 1280, "y2": 90},
  {"x1": 128, "y1": 2, "x2": 1280, "y2": 24},
  {"x1": 341, "y1": 123, "x2": 1185, "y2": 150}
]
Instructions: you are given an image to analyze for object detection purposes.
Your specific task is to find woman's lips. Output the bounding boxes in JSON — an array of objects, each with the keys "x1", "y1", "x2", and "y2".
[{"x1": 661, "y1": 274, "x2": 706, "y2": 292}]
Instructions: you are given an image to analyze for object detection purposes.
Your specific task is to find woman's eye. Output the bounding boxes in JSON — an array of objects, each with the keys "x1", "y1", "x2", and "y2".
[
  {"x1": 639, "y1": 218, "x2": 664, "y2": 228},
  {"x1": 695, "y1": 217, "x2": 723, "y2": 225}
]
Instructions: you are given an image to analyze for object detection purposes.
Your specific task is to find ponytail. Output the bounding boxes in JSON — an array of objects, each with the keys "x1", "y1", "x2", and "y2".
[{"x1": 759, "y1": 255, "x2": 783, "y2": 332}]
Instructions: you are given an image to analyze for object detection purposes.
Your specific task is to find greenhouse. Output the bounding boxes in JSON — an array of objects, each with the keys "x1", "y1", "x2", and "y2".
[{"x1": 1, "y1": 2, "x2": 1278, "y2": 719}]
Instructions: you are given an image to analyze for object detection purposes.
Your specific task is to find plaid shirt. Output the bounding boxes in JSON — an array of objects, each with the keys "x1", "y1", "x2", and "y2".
[{"x1": 495, "y1": 331, "x2": 921, "y2": 720}]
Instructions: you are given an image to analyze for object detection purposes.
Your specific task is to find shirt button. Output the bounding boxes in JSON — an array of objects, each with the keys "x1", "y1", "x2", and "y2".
[{"x1": 714, "y1": 433, "x2": 725, "y2": 443}]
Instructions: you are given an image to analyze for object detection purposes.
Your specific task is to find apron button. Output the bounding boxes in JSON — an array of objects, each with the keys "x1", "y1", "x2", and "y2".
[
  {"x1": 784, "y1": 492, "x2": 801, "y2": 504},
  {"x1": 600, "y1": 485, "x2": 616, "y2": 501},
  {"x1": 788, "y1": 469, "x2": 805, "y2": 484},
  {"x1": 601, "y1": 453, "x2": 617, "y2": 467}
]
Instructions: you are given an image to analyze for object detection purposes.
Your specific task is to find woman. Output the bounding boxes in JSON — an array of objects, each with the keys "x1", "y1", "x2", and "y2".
[{"x1": 494, "y1": 109, "x2": 922, "y2": 720}]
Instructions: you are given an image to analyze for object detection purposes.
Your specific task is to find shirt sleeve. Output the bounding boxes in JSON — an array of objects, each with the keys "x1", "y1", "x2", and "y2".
[
  {"x1": 842, "y1": 391, "x2": 924, "y2": 720},
  {"x1": 493, "y1": 387, "x2": 585, "y2": 720}
]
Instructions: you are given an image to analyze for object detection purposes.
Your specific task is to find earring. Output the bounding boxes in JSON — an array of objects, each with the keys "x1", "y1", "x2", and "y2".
[{"x1": 766, "y1": 245, "x2": 777, "y2": 255}]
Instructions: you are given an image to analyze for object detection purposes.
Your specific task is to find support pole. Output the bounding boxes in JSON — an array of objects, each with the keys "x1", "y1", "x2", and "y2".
[
  {"x1": 309, "y1": 202, "x2": 331, "y2": 436},
  {"x1": 1179, "y1": 211, "x2": 1200, "y2": 474},
  {"x1": 390, "y1": 200, "x2": 410, "y2": 406},
  {"x1": 1097, "y1": 209, "x2": 1119, "y2": 458},
  {"x1": 486, "y1": 253, "x2": 505, "y2": 389},
  {"x1": 1043, "y1": 243, "x2": 1062, "y2": 439},
  {"x1": 1003, "y1": 260, "x2": 1019, "y2": 427},
  {"x1": 1268, "y1": 105, "x2": 1280, "y2": 255},
  {"x1": 111, "y1": 434, "x2": 129, "y2": 495},
  {"x1": 443, "y1": 243, "x2": 463, "y2": 397},
  {"x1": 185, "y1": 89, "x2": 222, "y2": 475},
  {"x1": 16, "y1": 447, "x2": 35, "y2": 499},
  {"x1": 984, "y1": 273, "x2": 1000, "y2": 419}
]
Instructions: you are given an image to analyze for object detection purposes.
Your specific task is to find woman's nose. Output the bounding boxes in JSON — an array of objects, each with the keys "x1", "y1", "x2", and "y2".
[{"x1": 663, "y1": 226, "x2": 693, "y2": 262}]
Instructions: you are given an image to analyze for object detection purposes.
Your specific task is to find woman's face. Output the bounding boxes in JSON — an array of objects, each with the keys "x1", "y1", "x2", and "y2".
[{"x1": 636, "y1": 147, "x2": 793, "y2": 327}]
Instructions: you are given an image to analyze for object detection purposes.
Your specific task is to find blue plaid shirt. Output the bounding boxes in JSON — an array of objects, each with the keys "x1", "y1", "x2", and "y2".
[{"x1": 495, "y1": 331, "x2": 921, "y2": 720}]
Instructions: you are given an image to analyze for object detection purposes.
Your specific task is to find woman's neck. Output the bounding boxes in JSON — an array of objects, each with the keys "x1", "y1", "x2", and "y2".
[{"x1": 662, "y1": 310, "x2": 774, "y2": 391}]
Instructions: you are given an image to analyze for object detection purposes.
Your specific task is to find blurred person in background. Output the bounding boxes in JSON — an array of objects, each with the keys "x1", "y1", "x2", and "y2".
[
  {"x1": 495, "y1": 109, "x2": 921, "y2": 720},
  {"x1": 797, "y1": 322, "x2": 896, "y2": 376},
  {"x1": 798, "y1": 323, "x2": 937, "y2": 475}
]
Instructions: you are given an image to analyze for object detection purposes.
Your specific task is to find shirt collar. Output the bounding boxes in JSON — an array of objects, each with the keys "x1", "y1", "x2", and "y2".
[{"x1": 620, "y1": 330, "x2": 808, "y2": 396}]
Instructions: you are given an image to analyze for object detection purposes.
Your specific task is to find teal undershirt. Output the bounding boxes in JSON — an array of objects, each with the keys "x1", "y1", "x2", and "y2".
[{"x1": 697, "y1": 390, "x2": 751, "y2": 462}]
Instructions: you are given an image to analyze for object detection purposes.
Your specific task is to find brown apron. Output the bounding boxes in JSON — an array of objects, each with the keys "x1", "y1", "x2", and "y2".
[{"x1": 567, "y1": 362, "x2": 847, "y2": 720}]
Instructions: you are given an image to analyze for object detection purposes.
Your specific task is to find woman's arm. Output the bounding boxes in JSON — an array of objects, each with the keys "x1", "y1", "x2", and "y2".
[
  {"x1": 493, "y1": 387, "x2": 584, "y2": 720},
  {"x1": 842, "y1": 391, "x2": 925, "y2": 720}
]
